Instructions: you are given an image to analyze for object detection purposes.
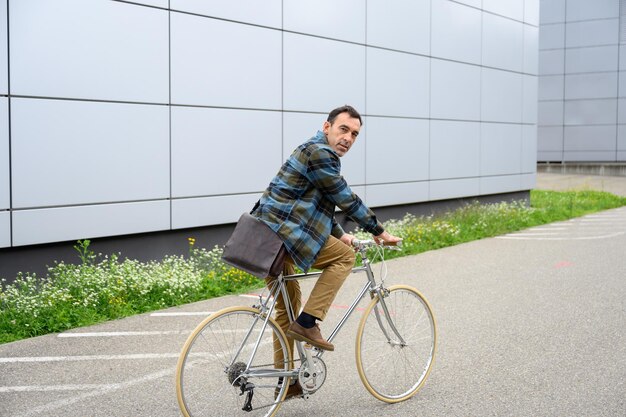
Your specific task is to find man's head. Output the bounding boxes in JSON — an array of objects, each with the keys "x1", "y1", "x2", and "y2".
[{"x1": 323, "y1": 105, "x2": 362, "y2": 157}]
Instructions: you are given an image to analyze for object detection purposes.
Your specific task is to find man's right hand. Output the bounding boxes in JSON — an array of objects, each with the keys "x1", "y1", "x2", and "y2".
[{"x1": 374, "y1": 231, "x2": 402, "y2": 245}]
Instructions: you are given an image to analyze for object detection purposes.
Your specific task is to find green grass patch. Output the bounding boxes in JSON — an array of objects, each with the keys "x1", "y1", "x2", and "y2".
[{"x1": 2, "y1": 189, "x2": 625, "y2": 344}]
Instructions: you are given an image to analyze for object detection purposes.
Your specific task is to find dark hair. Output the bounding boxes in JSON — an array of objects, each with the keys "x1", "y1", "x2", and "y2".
[{"x1": 327, "y1": 105, "x2": 362, "y2": 126}]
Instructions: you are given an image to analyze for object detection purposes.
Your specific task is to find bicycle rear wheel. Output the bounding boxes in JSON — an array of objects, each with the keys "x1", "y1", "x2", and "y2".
[
  {"x1": 176, "y1": 306, "x2": 291, "y2": 417},
  {"x1": 355, "y1": 285, "x2": 436, "y2": 403}
]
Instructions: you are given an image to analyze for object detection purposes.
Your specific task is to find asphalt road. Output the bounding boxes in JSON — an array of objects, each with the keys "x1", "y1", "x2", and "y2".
[{"x1": 2, "y1": 200, "x2": 625, "y2": 416}]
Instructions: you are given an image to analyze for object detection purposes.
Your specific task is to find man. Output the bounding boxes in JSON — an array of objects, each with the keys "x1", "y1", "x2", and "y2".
[{"x1": 253, "y1": 105, "x2": 401, "y2": 394}]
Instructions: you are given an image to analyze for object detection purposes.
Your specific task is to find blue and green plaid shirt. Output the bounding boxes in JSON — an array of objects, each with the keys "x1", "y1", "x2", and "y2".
[{"x1": 253, "y1": 131, "x2": 384, "y2": 271}]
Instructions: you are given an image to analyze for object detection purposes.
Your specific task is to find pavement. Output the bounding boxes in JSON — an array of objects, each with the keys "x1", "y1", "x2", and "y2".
[{"x1": 1, "y1": 172, "x2": 625, "y2": 417}]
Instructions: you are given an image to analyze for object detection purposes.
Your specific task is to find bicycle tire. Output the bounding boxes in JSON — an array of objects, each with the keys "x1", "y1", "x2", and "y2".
[
  {"x1": 355, "y1": 285, "x2": 437, "y2": 403},
  {"x1": 176, "y1": 306, "x2": 292, "y2": 417}
]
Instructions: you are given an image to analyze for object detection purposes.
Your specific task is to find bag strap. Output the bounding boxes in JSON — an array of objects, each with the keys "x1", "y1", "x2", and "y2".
[{"x1": 250, "y1": 199, "x2": 260, "y2": 214}]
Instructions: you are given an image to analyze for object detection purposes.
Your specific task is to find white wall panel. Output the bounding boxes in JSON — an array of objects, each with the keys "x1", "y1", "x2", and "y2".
[
  {"x1": 0, "y1": 211, "x2": 8, "y2": 248},
  {"x1": 172, "y1": 193, "x2": 262, "y2": 229},
  {"x1": 539, "y1": 24, "x2": 565, "y2": 50},
  {"x1": 524, "y1": 25, "x2": 539, "y2": 75},
  {"x1": 13, "y1": 201, "x2": 170, "y2": 246},
  {"x1": 566, "y1": 19, "x2": 619, "y2": 49},
  {"x1": 539, "y1": 0, "x2": 565, "y2": 24},
  {"x1": 284, "y1": 34, "x2": 365, "y2": 113},
  {"x1": 430, "y1": 178, "x2": 480, "y2": 201},
  {"x1": 480, "y1": 175, "x2": 522, "y2": 195},
  {"x1": 564, "y1": 99, "x2": 617, "y2": 125},
  {"x1": 366, "y1": 48, "x2": 430, "y2": 118},
  {"x1": 483, "y1": 0, "x2": 524, "y2": 21},
  {"x1": 620, "y1": 48, "x2": 626, "y2": 71},
  {"x1": 481, "y1": 123, "x2": 522, "y2": 175},
  {"x1": 129, "y1": 0, "x2": 168, "y2": 7},
  {"x1": 619, "y1": 99, "x2": 626, "y2": 123},
  {"x1": 284, "y1": 0, "x2": 365, "y2": 43},
  {"x1": 171, "y1": 13, "x2": 281, "y2": 109},
  {"x1": 524, "y1": 0, "x2": 540, "y2": 26},
  {"x1": 566, "y1": 0, "x2": 620, "y2": 22},
  {"x1": 483, "y1": 13, "x2": 524, "y2": 72},
  {"x1": 481, "y1": 68, "x2": 523, "y2": 123},
  {"x1": 538, "y1": 151, "x2": 563, "y2": 161},
  {"x1": 539, "y1": 50, "x2": 564, "y2": 75},
  {"x1": 538, "y1": 75, "x2": 564, "y2": 100},
  {"x1": 523, "y1": 75, "x2": 538, "y2": 124},
  {"x1": 283, "y1": 112, "x2": 365, "y2": 186},
  {"x1": 431, "y1": 60, "x2": 481, "y2": 121},
  {"x1": 564, "y1": 126, "x2": 617, "y2": 151},
  {"x1": 563, "y1": 151, "x2": 616, "y2": 161},
  {"x1": 430, "y1": 121, "x2": 480, "y2": 180},
  {"x1": 619, "y1": 151, "x2": 626, "y2": 160},
  {"x1": 618, "y1": 126, "x2": 626, "y2": 149},
  {"x1": 0, "y1": 0, "x2": 7, "y2": 95},
  {"x1": 0, "y1": 98, "x2": 8, "y2": 210},
  {"x1": 521, "y1": 173, "x2": 536, "y2": 190},
  {"x1": 366, "y1": 182, "x2": 429, "y2": 208},
  {"x1": 366, "y1": 0, "x2": 430, "y2": 55},
  {"x1": 365, "y1": 117, "x2": 429, "y2": 183},
  {"x1": 538, "y1": 126, "x2": 564, "y2": 151},
  {"x1": 538, "y1": 101, "x2": 564, "y2": 126},
  {"x1": 521, "y1": 125, "x2": 537, "y2": 173},
  {"x1": 11, "y1": 98, "x2": 169, "y2": 208},
  {"x1": 170, "y1": 0, "x2": 281, "y2": 28},
  {"x1": 171, "y1": 107, "x2": 282, "y2": 198},
  {"x1": 10, "y1": 0, "x2": 168, "y2": 103},
  {"x1": 431, "y1": 0, "x2": 482, "y2": 65},
  {"x1": 565, "y1": 46, "x2": 619, "y2": 74},
  {"x1": 565, "y1": 73, "x2": 618, "y2": 100}
]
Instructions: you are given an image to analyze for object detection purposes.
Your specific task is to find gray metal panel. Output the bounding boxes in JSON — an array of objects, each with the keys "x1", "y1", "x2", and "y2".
[
  {"x1": 538, "y1": 150, "x2": 564, "y2": 161},
  {"x1": 431, "y1": 0, "x2": 482, "y2": 65},
  {"x1": 0, "y1": 0, "x2": 6, "y2": 95},
  {"x1": 171, "y1": 107, "x2": 282, "y2": 198},
  {"x1": 0, "y1": 211, "x2": 8, "y2": 248},
  {"x1": 539, "y1": 24, "x2": 565, "y2": 50},
  {"x1": 284, "y1": 33, "x2": 365, "y2": 113},
  {"x1": 480, "y1": 175, "x2": 523, "y2": 195},
  {"x1": 564, "y1": 99, "x2": 617, "y2": 125},
  {"x1": 523, "y1": 75, "x2": 539, "y2": 124},
  {"x1": 565, "y1": 19, "x2": 619, "y2": 48},
  {"x1": 170, "y1": 0, "x2": 281, "y2": 28},
  {"x1": 431, "y1": 59, "x2": 481, "y2": 121},
  {"x1": 566, "y1": 0, "x2": 620, "y2": 21},
  {"x1": 10, "y1": 0, "x2": 168, "y2": 103},
  {"x1": 430, "y1": 178, "x2": 480, "y2": 201},
  {"x1": 0, "y1": 98, "x2": 7, "y2": 210},
  {"x1": 12, "y1": 201, "x2": 170, "y2": 246},
  {"x1": 521, "y1": 125, "x2": 538, "y2": 173},
  {"x1": 481, "y1": 123, "x2": 523, "y2": 176},
  {"x1": 483, "y1": 0, "x2": 524, "y2": 21},
  {"x1": 129, "y1": 0, "x2": 167, "y2": 7},
  {"x1": 538, "y1": 101, "x2": 564, "y2": 126},
  {"x1": 539, "y1": 50, "x2": 565, "y2": 75},
  {"x1": 170, "y1": 13, "x2": 281, "y2": 109},
  {"x1": 366, "y1": 182, "x2": 429, "y2": 208},
  {"x1": 430, "y1": 120, "x2": 480, "y2": 180},
  {"x1": 539, "y1": 0, "x2": 565, "y2": 24},
  {"x1": 365, "y1": 117, "x2": 429, "y2": 183},
  {"x1": 619, "y1": 125, "x2": 626, "y2": 150},
  {"x1": 538, "y1": 126, "x2": 564, "y2": 151},
  {"x1": 366, "y1": 0, "x2": 430, "y2": 54},
  {"x1": 564, "y1": 125, "x2": 617, "y2": 151},
  {"x1": 538, "y1": 75, "x2": 564, "y2": 100},
  {"x1": 618, "y1": 151, "x2": 626, "y2": 160},
  {"x1": 525, "y1": 0, "x2": 540, "y2": 26},
  {"x1": 524, "y1": 25, "x2": 539, "y2": 75},
  {"x1": 563, "y1": 151, "x2": 617, "y2": 161},
  {"x1": 283, "y1": 0, "x2": 365, "y2": 43},
  {"x1": 366, "y1": 48, "x2": 430, "y2": 118},
  {"x1": 172, "y1": 194, "x2": 262, "y2": 229},
  {"x1": 565, "y1": 72, "x2": 618, "y2": 100},
  {"x1": 481, "y1": 68, "x2": 523, "y2": 123},
  {"x1": 11, "y1": 98, "x2": 169, "y2": 208},
  {"x1": 620, "y1": 47, "x2": 626, "y2": 71},
  {"x1": 482, "y1": 12, "x2": 524, "y2": 72},
  {"x1": 619, "y1": 71, "x2": 626, "y2": 97},
  {"x1": 565, "y1": 45, "x2": 619, "y2": 74}
]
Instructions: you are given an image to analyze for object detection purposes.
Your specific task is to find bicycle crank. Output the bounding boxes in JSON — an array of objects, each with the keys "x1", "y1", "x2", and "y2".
[{"x1": 298, "y1": 357, "x2": 327, "y2": 393}]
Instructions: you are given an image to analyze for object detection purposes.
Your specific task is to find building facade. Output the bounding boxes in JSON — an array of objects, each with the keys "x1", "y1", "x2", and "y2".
[{"x1": 0, "y1": 0, "x2": 538, "y2": 277}]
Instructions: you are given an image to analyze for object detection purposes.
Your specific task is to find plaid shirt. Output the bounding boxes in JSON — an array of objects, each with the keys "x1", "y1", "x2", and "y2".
[{"x1": 253, "y1": 131, "x2": 384, "y2": 271}]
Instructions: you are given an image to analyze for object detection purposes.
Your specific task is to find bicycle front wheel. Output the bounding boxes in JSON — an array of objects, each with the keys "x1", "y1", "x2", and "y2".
[
  {"x1": 355, "y1": 285, "x2": 436, "y2": 403},
  {"x1": 176, "y1": 306, "x2": 291, "y2": 417}
]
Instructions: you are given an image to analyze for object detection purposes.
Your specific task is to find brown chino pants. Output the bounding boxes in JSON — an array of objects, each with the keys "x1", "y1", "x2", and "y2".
[{"x1": 264, "y1": 235, "x2": 356, "y2": 368}]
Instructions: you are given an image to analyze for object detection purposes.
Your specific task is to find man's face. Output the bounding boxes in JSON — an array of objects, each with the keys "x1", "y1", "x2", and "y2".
[{"x1": 322, "y1": 112, "x2": 361, "y2": 157}]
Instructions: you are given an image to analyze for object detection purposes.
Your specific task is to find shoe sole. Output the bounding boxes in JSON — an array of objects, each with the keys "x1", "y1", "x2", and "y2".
[{"x1": 286, "y1": 330, "x2": 335, "y2": 351}]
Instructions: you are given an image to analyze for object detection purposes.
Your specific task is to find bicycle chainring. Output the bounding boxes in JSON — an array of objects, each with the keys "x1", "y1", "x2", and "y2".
[{"x1": 298, "y1": 357, "x2": 327, "y2": 393}]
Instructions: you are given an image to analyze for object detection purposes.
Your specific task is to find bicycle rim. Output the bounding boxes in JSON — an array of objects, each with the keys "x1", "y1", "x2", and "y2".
[
  {"x1": 176, "y1": 306, "x2": 291, "y2": 417},
  {"x1": 355, "y1": 285, "x2": 437, "y2": 403}
]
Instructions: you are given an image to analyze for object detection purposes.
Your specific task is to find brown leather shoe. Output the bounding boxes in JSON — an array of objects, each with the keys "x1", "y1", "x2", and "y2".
[
  {"x1": 275, "y1": 380, "x2": 302, "y2": 401},
  {"x1": 287, "y1": 322, "x2": 335, "y2": 351}
]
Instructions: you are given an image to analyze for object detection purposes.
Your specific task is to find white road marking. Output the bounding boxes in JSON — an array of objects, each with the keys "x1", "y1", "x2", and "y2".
[
  {"x1": 0, "y1": 384, "x2": 116, "y2": 393},
  {"x1": 149, "y1": 311, "x2": 212, "y2": 317},
  {"x1": 58, "y1": 330, "x2": 188, "y2": 338},
  {"x1": 0, "y1": 353, "x2": 180, "y2": 363}
]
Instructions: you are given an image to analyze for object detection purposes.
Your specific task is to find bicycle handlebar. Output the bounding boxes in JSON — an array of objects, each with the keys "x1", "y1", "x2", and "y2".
[{"x1": 351, "y1": 238, "x2": 403, "y2": 250}]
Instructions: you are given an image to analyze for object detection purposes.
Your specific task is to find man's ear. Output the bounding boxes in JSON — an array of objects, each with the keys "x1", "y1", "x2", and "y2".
[{"x1": 322, "y1": 120, "x2": 330, "y2": 134}]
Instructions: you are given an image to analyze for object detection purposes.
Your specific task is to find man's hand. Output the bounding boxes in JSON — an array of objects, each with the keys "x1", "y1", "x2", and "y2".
[
  {"x1": 374, "y1": 231, "x2": 402, "y2": 245},
  {"x1": 339, "y1": 233, "x2": 358, "y2": 247}
]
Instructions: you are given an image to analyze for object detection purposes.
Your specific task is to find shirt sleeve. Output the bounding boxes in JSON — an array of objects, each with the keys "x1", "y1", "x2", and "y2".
[{"x1": 306, "y1": 146, "x2": 384, "y2": 236}]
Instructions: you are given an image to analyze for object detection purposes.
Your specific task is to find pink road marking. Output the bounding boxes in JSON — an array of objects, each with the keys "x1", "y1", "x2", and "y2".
[{"x1": 554, "y1": 261, "x2": 573, "y2": 268}]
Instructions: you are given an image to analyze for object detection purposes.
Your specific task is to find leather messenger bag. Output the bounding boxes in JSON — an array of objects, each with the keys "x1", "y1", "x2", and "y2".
[{"x1": 221, "y1": 212, "x2": 287, "y2": 279}]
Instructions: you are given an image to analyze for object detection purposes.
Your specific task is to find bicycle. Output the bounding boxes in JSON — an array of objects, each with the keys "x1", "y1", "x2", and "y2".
[{"x1": 175, "y1": 239, "x2": 437, "y2": 417}]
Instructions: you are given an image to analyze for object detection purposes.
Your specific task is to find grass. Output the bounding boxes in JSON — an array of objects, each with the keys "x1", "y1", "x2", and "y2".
[{"x1": 1, "y1": 189, "x2": 625, "y2": 344}]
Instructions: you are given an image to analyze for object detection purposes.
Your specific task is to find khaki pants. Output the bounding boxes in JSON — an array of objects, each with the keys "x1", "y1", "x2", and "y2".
[{"x1": 265, "y1": 235, "x2": 356, "y2": 368}]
